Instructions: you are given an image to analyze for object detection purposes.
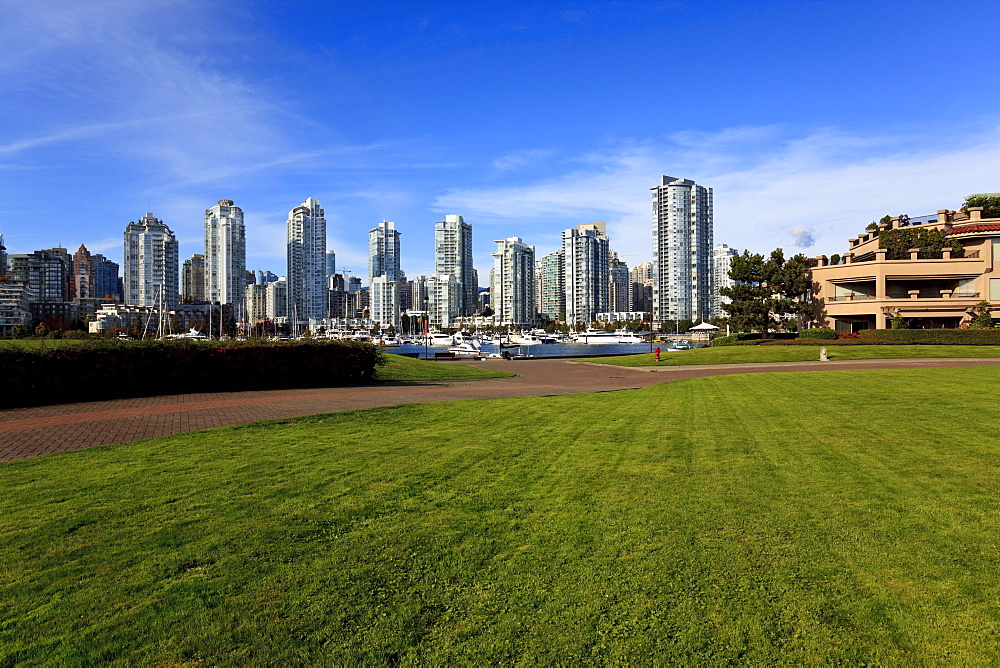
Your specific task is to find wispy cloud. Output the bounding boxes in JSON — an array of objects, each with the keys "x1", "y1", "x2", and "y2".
[{"x1": 437, "y1": 124, "x2": 1000, "y2": 261}]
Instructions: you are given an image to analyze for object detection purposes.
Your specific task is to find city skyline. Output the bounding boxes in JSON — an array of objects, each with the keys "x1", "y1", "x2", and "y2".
[{"x1": 2, "y1": 1, "x2": 999, "y2": 279}]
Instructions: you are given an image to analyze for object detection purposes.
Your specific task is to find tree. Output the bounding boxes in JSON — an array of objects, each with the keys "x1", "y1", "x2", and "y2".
[
  {"x1": 962, "y1": 194, "x2": 1000, "y2": 219},
  {"x1": 34, "y1": 322, "x2": 50, "y2": 337},
  {"x1": 970, "y1": 300, "x2": 994, "y2": 329},
  {"x1": 721, "y1": 249, "x2": 817, "y2": 335},
  {"x1": 720, "y1": 251, "x2": 771, "y2": 334},
  {"x1": 481, "y1": 306, "x2": 494, "y2": 317},
  {"x1": 765, "y1": 251, "x2": 815, "y2": 331}
]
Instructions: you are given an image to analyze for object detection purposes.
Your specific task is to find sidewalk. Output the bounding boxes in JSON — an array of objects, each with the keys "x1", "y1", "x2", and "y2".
[{"x1": 2, "y1": 357, "x2": 998, "y2": 462}]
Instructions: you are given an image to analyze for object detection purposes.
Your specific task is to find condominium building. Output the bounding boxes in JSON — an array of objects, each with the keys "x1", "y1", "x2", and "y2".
[
  {"x1": 0, "y1": 279, "x2": 31, "y2": 337},
  {"x1": 91, "y1": 254, "x2": 121, "y2": 302},
  {"x1": 538, "y1": 250, "x2": 565, "y2": 321},
  {"x1": 0, "y1": 234, "x2": 7, "y2": 277},
  {"x1": 370, "y1": 275, "x2": 401, "y2": 328},
  {"x1": 369, "y1": 221, "x2": 401, "y2": 283},
  {"x1": 325, "y1": 250, "x2": 336, "y2": 278},
  {"x1": 609, "y1": 252, "x2": 630, "y2": 314},
  {"x1": 434, "y1": 214, "x2": 474, "y2": 316},
  {"x1": 286, "y1": 198, "x2": 326, "y2": 322},
  {"x1": 651, "y1": 176, "x2": 714, "y2": 323},
  {"x1": 491, "y1": 237, "x2": 536, "y2": 326},
  {"x1": 245, "y1": 283, "x2": 268, "y2": 324},
  {"x1": 265, "y1": 278, "x2": 288, "y2": 322},
  {"x1": 368, "y1": 221, "x2": 401, "y2": 328},
  {"x1": 204, "y1": 199, "x2": 246, "y2": 306},
  {"x1": 9, "y1": 248, "x2": 72, "y2": 303},
  {"x1": 426, "y1": 273, "x2": 461, "y2": 329},
  {"x1": 563, "y1": 222, "x2": 610, "y2": 327},
  {"x1": 182, "y1": 254, "x2": 205, "y2": 303},
  {"x1": 124, "y1": 213, "x2": 179, "y2": 308},
  {"x1": 629, "y1": 262, "x2": 653, "y2": 314},
  {"x1": 712, "y1": 244, "x2": 739, "y2": 319},
  {"x1": 812, "y1": 207, "x2": 1000, "y2": 331}
]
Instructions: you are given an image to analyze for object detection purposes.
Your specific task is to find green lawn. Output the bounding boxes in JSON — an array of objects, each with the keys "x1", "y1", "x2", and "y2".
[
  {"x1": 4, "y1": 367, "x2": 1000, "y2": 663},
  {"x1": 586, "y1": 343, "x2": 1000, "y2": 366},
  {"x1": 376, "y1": 353, "x2": 514, "y2": 381}
]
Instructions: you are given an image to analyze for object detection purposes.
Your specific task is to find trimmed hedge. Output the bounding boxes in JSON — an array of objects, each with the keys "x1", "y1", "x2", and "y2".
[
  {"x1": 858, "y1": 329, "x2": 1000, "y2": 345},
  {"x1": 0, "y1": 339, "x2": 384, "y2": 407},
  {"x1": 800, "y1": 328, "x2": 837, "y2": 340}
]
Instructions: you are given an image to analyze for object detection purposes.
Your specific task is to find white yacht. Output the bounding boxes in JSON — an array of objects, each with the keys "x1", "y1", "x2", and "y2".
[{"x1": 571, "y1": 328, "x2": 646, "y2": 344}]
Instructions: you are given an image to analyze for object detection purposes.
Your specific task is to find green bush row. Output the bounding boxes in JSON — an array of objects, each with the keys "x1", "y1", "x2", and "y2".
[
  {"x1": 713, "y1": 328, "x2": 836, "y2": 345},
  {"x1": 859, "y1": 329, "x2": 1000, "y2": 345},
  {"x1": 0, "y1": 339, "x2": 384, "y2": 407}
]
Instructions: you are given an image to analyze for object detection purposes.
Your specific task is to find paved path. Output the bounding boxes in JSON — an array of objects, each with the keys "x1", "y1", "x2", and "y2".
[{"x1": 2, "y1": 357, "x2": 1000, "y2": 462}]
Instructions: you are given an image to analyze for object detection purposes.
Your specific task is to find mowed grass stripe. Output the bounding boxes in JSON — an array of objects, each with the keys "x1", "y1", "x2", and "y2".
[{"x1": 2, "y1": 368, "x2": 1000, "y2": 663}]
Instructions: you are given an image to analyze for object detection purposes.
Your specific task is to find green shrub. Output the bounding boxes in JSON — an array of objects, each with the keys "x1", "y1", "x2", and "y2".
[
  {"x1": 859, "y1": 329, "x2": 1000, "y2": 345},
  {"x1": 800, "y1": 328, "x2": 837, "y2": 340},
  {"x1": 0, "y1": 339, "x2": 384, "y2": 407}
]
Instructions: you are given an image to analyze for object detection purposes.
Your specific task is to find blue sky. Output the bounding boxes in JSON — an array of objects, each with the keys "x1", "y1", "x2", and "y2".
[{"x1": 2, "y1": 0, "x2": 999, "y2": 285}]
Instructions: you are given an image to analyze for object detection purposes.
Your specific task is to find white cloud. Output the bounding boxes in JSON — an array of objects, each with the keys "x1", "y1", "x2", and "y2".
[
  {"x1": 437, "y1": 124, "x2": 1000, "y2": 262},
  {"x1": 788, "y1": 226, "x2": 816, "y2": 249}
]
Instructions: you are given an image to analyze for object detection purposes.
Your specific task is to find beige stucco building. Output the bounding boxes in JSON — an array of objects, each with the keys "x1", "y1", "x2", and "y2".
[{"x1": 812, "y1": 206, "x2": 999, "y2": 331}]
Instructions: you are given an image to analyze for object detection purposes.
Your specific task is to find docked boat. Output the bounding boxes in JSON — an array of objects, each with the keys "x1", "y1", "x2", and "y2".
[
  {"x1": 571, "y1": 328, "x2": 646, "y2": 344},
  {"x1": 447, "y1": 342, "x2": 483, "y2": 357},
  {"x1": 425, "y1": 332, "x2": 455, "y2": 346}
]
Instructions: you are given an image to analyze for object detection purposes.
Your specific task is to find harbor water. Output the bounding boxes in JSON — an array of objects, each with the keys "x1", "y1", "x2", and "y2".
[{"x1": 390, "y1": 340, "x2": 700, "y2": 359}]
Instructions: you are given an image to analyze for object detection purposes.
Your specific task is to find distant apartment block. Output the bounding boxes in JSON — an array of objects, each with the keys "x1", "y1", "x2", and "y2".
[
  {"x1": 286, "y1": 198, "x2": 326, "y2": 322},
  {"x1": 182, "y1": 254, "x2": 206, "y2": 303},
  {"x1": 537, "y1": 250, "x2": 565, "y2": 321},
  {"x1": 124, "y1": 213, "x2": 179, "y2": 308},
  {"x1": 491, "y1": 237, "x2": 536, "y2": 326},
  {"x1": 563, "y1": 222, "x2": 610, "y2": 327},
  {"x1": 435, "y1": 214, "x2": 474, "y2": 316},
  {"x1": 651, "y1": 176, "x2": 713, "y2": 324},
  {"x1": 204, "y1": 199, "x2": 246, "y2": 306},
  {"x1": 712, "y1": 244, "x2": 738, "y2": 319}
]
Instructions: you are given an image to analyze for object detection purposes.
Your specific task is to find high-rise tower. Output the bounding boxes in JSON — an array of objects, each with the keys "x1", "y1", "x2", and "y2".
[
  {"x1": 712, "y1": 244, "x2": 739, "y2": 319},
  {"x1": 491, "y1": 237, "x2": 536, "y2": 326},
  {"x1": 651, "y1": 176, "x2": 713, "y2": 323},
  {"x1": 563, "y1": 222, "x2": 610, "y2": 327},
  {"x1": 124, "y1": 213, "x2": 179, "y2": 308},
  {"x1": 434, "y1": 214, "x2": 474, "y2": 316},
  {"x1": 204, "y1": 199, "x2": 246, "y2": 306},
  {"x1": 368, "y1": 221, "x2": 401, "y2": 283},
  {"x1": 286, "y1": 198, "x2": 327, "y2": 322},
  {"x1": 368, "y1": 220, "x2": 401, "y2": 328}
]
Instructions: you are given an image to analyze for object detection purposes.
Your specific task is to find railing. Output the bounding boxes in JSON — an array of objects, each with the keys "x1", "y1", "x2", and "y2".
[
  {"x1": 830, "y1": 293, "x2": 981, "y2": 302},
  {"x1": 842, "y1": 249, "x2": 978, "y2": 263}
]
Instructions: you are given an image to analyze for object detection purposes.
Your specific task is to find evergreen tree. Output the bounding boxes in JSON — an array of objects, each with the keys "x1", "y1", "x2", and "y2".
[{"x1": 720, "y1": 251, "x2": 771, "y2": 334}]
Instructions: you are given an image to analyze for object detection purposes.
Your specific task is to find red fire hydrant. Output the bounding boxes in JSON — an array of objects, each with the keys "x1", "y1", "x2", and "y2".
[{"x1": 654, "y1": 346, "x2": 660, "y2": 362}]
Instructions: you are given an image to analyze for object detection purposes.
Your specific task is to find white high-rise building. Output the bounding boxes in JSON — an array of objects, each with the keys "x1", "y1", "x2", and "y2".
[
  {"x1": 712, "y1": 244, "x2": 739, "y2": 319},
  {"x1": 651, "y1": 176, "x2": 713, "y2": 323},
  {"x1": 368, "y1": 221, "x2": 401, "y2": 328},
  {"x1": 434, "y1": 214, "x2": 474, "y2": 316},
  {"x1": 265, "y1": 278, "x2": 287, "y2": 322},
  {"x1": 124, "y1": 213, "x2": 178, "y2": 308},
  {"x1": 427, "y1": 273, "x2": 461, "y2": 329},
  {"x1": 370, "y1": 275, "x2": 401, "y2": 329},
  {"x1": 538, "y1": 250, "x2": 565, "y2": 321},
  {"x1": 286, "y1": 198, "x2": 326, "y2": 322},
  {"x1": 204, "y1": 199, "x2": 246, "y2": 307},
  {"x1": 563, "y1": 222, "x2": 610, "y2": 327},
  {"x1": 491, "y1": 237, "x2": 536, "y2": 326},
  {"x1": 369, "y1": 221, "x2": 400, "y2": 283}
]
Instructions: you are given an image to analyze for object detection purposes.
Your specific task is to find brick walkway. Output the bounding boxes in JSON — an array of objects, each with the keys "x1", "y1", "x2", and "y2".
[{"x1": 2, "y1": 357, "x2": 999, "y2": 462}]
